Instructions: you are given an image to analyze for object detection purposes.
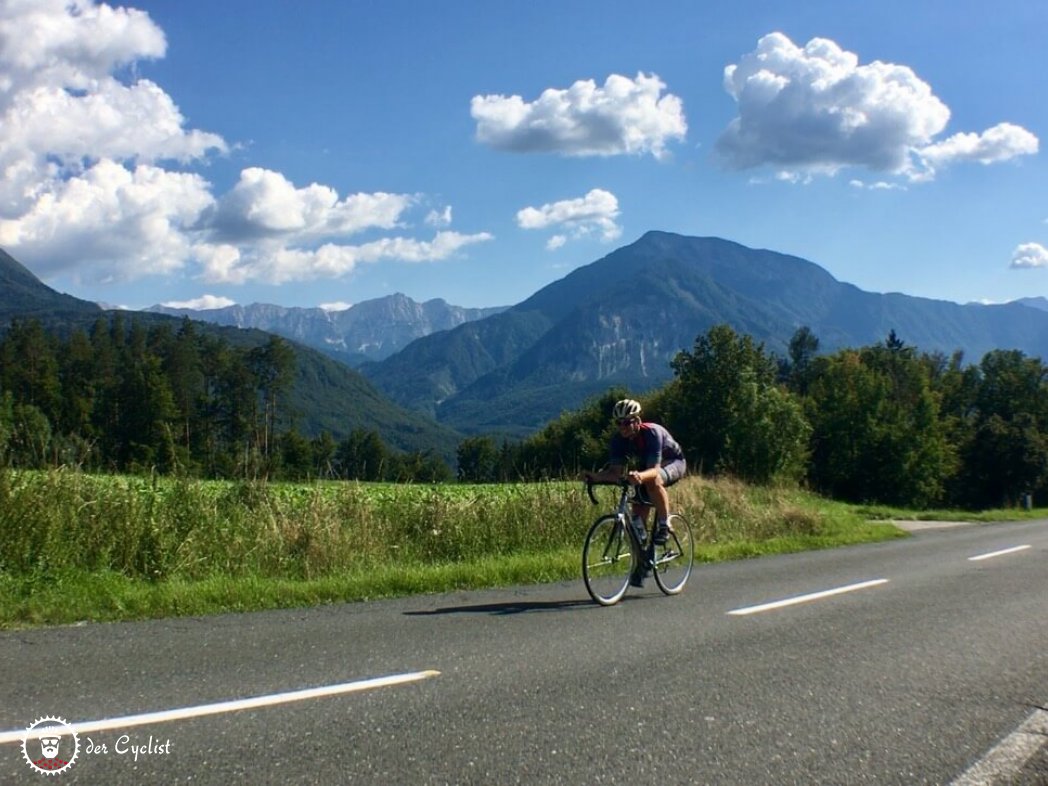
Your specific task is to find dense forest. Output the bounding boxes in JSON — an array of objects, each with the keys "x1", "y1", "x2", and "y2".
[
  {"x1": 0, "y1": 315, "x2": 451, "y2": 482},
  {"x1": 1, "y1": 316, "x2": 1046, "y2": 510}
]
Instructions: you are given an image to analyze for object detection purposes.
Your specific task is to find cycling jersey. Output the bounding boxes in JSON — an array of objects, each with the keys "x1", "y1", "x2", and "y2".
[{"x1": 609, "y1": 422, "x2": 684, "y2": 470}]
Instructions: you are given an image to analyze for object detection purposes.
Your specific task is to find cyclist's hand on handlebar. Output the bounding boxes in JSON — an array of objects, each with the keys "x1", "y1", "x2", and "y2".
[{"x1": 626, "y1": 470, "x2": 643, "y2": 486}]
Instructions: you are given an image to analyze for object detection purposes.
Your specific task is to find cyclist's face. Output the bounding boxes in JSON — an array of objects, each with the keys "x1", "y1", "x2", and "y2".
[{"x1": 617, "y1": 417, "x2": 640, "y2": 436}]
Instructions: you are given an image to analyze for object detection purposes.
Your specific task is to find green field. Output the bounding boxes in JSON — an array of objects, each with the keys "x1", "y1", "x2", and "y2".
[{"x1": 2, "y1": 468, "x2": 1034, "y2": 629}]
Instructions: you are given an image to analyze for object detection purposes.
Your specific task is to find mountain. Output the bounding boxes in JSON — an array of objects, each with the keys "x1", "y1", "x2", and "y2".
[
  {"x1": 0, "y1": 248, "x2": 101, "y2": 324},
  {"x1": 147, "y1": 295, "x2": 505, "y2": 366},
  {"x1": 362, "y1": 232, "x2": 1048, "y2": 436},
  {"x1": 1013, "y1": 296, "x2": 1048, "y2": 313},
  {"x1": 0, "y1": 249, "x2": 460, "y2": 459}
]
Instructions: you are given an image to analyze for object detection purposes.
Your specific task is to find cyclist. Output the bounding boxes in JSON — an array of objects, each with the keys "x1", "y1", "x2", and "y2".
[{"x1": 583, "y1": 399, "x2": 687, "y2": 585}]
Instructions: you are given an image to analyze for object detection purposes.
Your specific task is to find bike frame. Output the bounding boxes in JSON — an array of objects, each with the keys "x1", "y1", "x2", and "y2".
[{"x1": 587, "y1": 479, "x2": 653, "y2": 557}]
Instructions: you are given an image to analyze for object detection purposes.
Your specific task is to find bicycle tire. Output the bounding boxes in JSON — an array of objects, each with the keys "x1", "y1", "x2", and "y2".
[
  {"x1": 653, "y1": 513, "x2": 694, "y2": 595},
  {"x1": 582, "y1": 515, "x2": 635, "y2": 606}
]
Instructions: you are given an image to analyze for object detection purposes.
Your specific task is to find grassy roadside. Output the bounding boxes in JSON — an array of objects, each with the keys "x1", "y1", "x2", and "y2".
[{"x1": 0, "y1": 469, "x2": 1032, "y2": 629}]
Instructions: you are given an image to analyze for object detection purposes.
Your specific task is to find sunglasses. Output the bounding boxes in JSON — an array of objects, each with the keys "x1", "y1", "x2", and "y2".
[{"x1": 616, "y1": 418, "x2": 637, "y2": 427}]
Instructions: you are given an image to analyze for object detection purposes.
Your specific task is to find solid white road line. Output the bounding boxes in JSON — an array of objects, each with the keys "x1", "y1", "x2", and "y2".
[
  {"x1": 951, "y1": 707, "x2": 1048, "y2": 785},
  {"x1": 968, "y1": 545, "x2": 1031, "y2": 562},
  {"x1": 727, "y1": 579, "x2": 889, "y2": 616},
  {"x1": 0, "y1": 670, "x2": 441, "y2": 744}
]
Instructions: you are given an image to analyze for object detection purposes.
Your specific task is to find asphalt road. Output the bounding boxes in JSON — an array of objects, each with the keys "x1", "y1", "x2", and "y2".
[{"x1": 2, "y1": 519, "x2": 1047, "y2": 784}]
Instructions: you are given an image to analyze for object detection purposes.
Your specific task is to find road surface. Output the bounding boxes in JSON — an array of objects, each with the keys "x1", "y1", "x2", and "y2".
[{"x1": 2, "y1": 518, "x2": 1047, "y2": 784}]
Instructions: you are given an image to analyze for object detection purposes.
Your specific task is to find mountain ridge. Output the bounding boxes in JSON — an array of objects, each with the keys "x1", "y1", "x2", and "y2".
[
  {"x1": 362, "y1": 231, "x2": 1048, "y2": 435},
  {"x1": 147, "y1": 294, "x2": 506, "y2": 366},
  {"x1": 6, "y1": 234, "x2": 1047, "y2": 442}
]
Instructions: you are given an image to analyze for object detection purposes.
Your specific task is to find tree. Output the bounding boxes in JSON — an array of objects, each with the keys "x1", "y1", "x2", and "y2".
[
  {"x1": 394, "y1": 450, "x2": 453, "y2": 483},
  {"x1": 518, "y1": 387, "x2": 629, "y2": 478},
  {"x1": 0, "y1": 319, "x2": 61, "y2": 423},
  {"x1": 115, "y1": 353, "x2": 178, "y2": 471},
  {"x1": 803, "y1": 339, "x2": 952, "y2": 507},
  {"x1": 277, "y1": 429, "x2": 314, "y2": 479},
  {"x1": 165, "y1": 318, "x2": 206, "y2": 459},
  {"x1": 457, "y1": 436, "x2": 499, "y2": 482},
  {"x1": 950, "y1": 350, "x2": 1048, "y2": 507},
  {"x1": 780, "y1": 325, "x2": 820, "y2": 394},
  {"x1": 665, "y1": 324, "x2": 809, "y2": 483},
  {"x1": 337, "y1": 429, "x2": 390, "y2": 480},
  {"x1": 248, "y1": 336, "x2": 296, "y2": 458}
]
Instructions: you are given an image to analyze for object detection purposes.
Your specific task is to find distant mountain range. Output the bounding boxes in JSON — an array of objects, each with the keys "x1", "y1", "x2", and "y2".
[
  {"x1": 1012, "y1": 296, "x2": 1048, "y2": 312},
  {"x1": 6, "y1": 233, "x2": 1048, "y2": 443},
  {"x1": 356, "y1": 232, "x2": 1048, "y2": 436},
  {"x1": 147, "y1": 296, "x2": 506, "y2": 365}
]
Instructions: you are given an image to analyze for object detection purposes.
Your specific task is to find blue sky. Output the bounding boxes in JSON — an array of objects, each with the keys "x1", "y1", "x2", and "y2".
[{"x1": 1, "y1": 0, "x2": 1045, "y2": 312}]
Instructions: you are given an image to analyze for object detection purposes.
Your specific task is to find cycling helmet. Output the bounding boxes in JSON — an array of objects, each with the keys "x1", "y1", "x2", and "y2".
[{"x1": 612, "y1": 399, "x2": 642, "y2": 421}]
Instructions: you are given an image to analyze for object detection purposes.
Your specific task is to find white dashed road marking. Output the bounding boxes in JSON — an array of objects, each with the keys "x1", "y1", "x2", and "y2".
[
  {"x1": 727, "y1": 579, "x2": 890, "y2": 616},
  {"x1": 0, "y1": 670, "x2": 441, "y2": 744},
  {"x1": 968, "y1": 545, "x2": 1031, "y2": 562},
  {"x1": 951, "y1": 707, "x2": 1048, "y2": 785}
]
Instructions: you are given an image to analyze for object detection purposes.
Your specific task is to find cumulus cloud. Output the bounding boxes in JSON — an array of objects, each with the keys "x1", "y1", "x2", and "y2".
[
  {"x1": 1011, "y1": 243, "x2": 1048, "y2": 269},
  {"x1": 717, "y1": 32, "x2": 1038, "y2": 181},
  {"x1": 195, "y1": 230, "x2": 494, "y2": 285},
  {"x1": 160, "y1": 295, "x2": 237, "y2": 310},
  {"x1": 0, "y1": 158, "x2": 215, "y2": 282},
  {"x1": 918, "y1": 123, "x2": 1039, "y2": 171},
  {"x1": 0, "y1": 1, "x2": 491, "y2": 289},
  {"x1": 472, "y1": 73, "x2": 686, "y2": 159},
  {"x1": 202, "y1": 168, "x2": 414, "y2": 243},
  {"x1": 516, "y1": 189, "x2": 621, "y2": 248}
]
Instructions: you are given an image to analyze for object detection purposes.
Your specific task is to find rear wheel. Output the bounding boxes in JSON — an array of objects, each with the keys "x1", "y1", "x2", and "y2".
[
  {"x1": 653, "y1": 513, "x2": 694, "y2": 595},
  {"x1": 582, "y1": 515, "x2": 635, "y2": 606}
]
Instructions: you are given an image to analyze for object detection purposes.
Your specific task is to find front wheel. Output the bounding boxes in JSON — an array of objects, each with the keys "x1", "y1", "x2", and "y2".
[
  {"x1": 582, "y1": 515, "x2": 635, "y2": 606},
  {"x1": 653, "y1": 513, "x2": 694, "y2": 595}
]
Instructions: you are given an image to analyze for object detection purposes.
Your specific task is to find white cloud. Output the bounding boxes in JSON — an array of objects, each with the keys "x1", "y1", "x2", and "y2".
[
  {"x1": 516, "y1": 189, "x2": 621, "y2": 248},
  {"x1": 0, "y1": 1, "x2": 225, "y2": 219},
  {"x1": 472, "y1": 72, "x2": 686, "y2": 159},
  {"x1": 161, "y1": 294, "x2": 237, "y2": 310},
  {"x1": 717, "y1": 32, "x2": 1037, "y2": 182},
  {"x1": 0, "y1": 1, "x2": 493, "y2": 290},
  {"x1": 196, "y1": 230, "x2": 494, "y2": 285},
  {"x1": 0, "y1": 158, "x2": 215, "y2": 282},
  {"x1": 849, "y1": 179, "x2": 906, "y2": 191},
  {"x1": 319, "y1": 301, "x2": 353, "y2": 312},
  {"x1": 425, "y1": 206, "x2": 453, "y2": 227},
  {"x1": 1011, "y1": 243, "x2": 1048, "y2": 269},
  {"x1": 203, "y1": 167, "x2": 414, "y2": 242},
  {"x1": 918, "y1": 122, "x2": 1039, "y2": 171}
]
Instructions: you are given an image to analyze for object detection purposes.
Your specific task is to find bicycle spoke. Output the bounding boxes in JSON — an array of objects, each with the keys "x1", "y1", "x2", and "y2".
[
  {"x1": 653, "y1": 513, "x2": 694, "y2": 595},
  {"x1": 582, "y1": 516, "x2": 634, "y2": 605}
]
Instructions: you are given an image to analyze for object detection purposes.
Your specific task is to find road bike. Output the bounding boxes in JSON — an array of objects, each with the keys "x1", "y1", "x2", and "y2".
[{"x1": 582, "y1": 479, "x2": 695, "y2": 606}]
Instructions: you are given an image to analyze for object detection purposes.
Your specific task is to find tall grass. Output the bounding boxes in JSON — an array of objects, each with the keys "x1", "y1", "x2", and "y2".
[
  {"x1": 0, "y1": 470, "x2": 602, "y2": 582},
  {"x1": 0, "y1": 468, "x2": 906, "y2": 626}
]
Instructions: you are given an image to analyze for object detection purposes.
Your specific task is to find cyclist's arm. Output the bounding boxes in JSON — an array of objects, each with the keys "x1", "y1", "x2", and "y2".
[{"x1": 627, "y1": 465, "x2": 662, "y2": 485}]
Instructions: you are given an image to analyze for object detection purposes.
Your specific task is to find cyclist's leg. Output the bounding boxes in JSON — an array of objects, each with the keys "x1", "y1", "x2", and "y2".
[
  {"x1": 650, "y1": 460, "x2": 686, "y2": 543},
  {"x1": 641, "y1": 471, "x2": 671, "y2": 522}
]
